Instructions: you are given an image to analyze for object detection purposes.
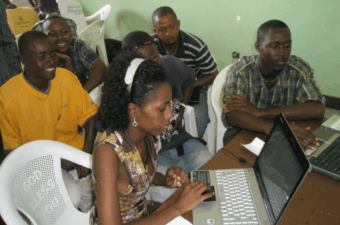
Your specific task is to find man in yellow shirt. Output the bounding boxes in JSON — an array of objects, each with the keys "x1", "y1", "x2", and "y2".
[
  {"x1": 2, "y1": 0, "x2": 40, "y2": 36},
  {"x1": 0, "y1": 31, "x2": 98, "y2": 178}
]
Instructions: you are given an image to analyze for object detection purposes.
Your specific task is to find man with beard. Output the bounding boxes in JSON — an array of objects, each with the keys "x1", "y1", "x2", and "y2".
[{"x1": 222, "y1": 20, "x2": 325, "y2": 150}]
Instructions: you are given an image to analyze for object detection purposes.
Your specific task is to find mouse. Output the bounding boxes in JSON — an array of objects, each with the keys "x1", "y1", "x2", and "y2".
[{"x1": 202, "y1": 186, "x2": 216, "y2": 202}]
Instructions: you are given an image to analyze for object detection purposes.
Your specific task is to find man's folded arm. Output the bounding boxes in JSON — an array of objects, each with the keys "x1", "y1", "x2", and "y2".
[
  {"x1": 257, "y1": 101, "x2": 325, "y2": 121},
  {"x1": 226, "y1": 110, "x2": 273, "y2": 135}
]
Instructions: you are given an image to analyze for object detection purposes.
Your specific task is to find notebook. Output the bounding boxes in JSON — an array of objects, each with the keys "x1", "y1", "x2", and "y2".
[
  {"x1": 191, "y1": 113, "x2": 311, "y2": 225},
  {"x1": 304, "y1": 125, "x2": 340, "y2": 181}
]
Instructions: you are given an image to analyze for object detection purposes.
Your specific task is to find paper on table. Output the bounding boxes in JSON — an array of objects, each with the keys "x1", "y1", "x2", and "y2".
[
  {"x1": 166, "y1": 216, "x2": 193, "y2": 225},
  {"x1": 241, "y1": 137, "x2": 265, "y2": 156}
]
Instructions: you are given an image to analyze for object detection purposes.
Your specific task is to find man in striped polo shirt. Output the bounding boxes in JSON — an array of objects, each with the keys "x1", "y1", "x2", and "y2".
[{"x1": 151, "y1": 6, "x2": 218, "y2": 138}]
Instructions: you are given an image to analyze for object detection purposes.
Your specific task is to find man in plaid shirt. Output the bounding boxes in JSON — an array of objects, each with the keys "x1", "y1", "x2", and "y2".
[{"x1": 222, "y1": 20, "x2": 325, "y2": 150}]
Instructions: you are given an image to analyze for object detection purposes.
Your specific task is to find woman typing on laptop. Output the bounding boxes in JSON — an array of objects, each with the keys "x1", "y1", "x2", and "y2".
[{"x1": 90, "y1": 53, "x2": 214, "y2": 224}]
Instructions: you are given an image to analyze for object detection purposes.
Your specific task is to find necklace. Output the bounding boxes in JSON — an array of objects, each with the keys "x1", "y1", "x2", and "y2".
[
  {"x1": 263, "y1": 75, "x2": 279, "y2": 83},
  {"x1": 142, "y1": 139, "x2": 149, "y2": 174}
]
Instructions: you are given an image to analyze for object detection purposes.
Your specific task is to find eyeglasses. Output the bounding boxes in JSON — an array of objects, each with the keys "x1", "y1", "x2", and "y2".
[{"x1": 123, "y1": 39, "x2": 154, "y2": 53}]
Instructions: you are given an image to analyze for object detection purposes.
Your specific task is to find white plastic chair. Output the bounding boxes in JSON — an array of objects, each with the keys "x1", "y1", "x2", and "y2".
[
  {"x1": 78, "y1": 20, "x2": 109, "y2": 66},
  {"x1": 0, "y1": 140, "x2": 92, "y2": 225},
  {"x1": 85, "y1": 4, "x2": 111, "y2": 26},
  {"x1": 183, "y1": 105, "x2": 198, "y2": 137},
  {"x1": 211, "y1": 64, "x2": 233, "y2": 153},
  {"x1": 203, "y1": 87, "x2": 216, "y2": 154},
  {"x1": 89, "y1": 83, "x2": 103, "y2": 106},
  {"x1": 15, "y1": 34, "x2": 25, "y2": 71}
]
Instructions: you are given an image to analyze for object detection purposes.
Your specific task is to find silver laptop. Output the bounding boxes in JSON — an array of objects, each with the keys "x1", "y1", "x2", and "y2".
[
  {"x1": 191, "y1": 114, "x2": 311, "y2": 225},
  {"x1": 305, "y1": 126, "x2": 340, "y2": 181}
]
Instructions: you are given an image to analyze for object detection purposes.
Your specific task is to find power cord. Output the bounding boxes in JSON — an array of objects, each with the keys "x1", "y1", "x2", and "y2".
[{"x1": 222, "y1": 148, "x2": 254, "y2": 167}]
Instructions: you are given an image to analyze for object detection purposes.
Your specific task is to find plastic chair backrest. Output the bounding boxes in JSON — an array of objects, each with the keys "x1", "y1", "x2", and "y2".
[
  {"x1": 0, "y1": 140, "x2": 91, "y2": 225},
  {"x1": 85, "y1": 4, "x2": 111, "y2": 26},
  {"x1": 204, "y1": 86, "x2": 216, "y2": 154},
  {"x1": 78, "y1": 20, "x2": 109, "y2": 66},
  {"x1": 89, "y1": 83, "x2": 103, "y2": 106},
  {"x1": 211, "y1": 64, "x2": 233, "y2": 152},
  {"x1": 183, "y1": 105, "x2": 198, "y2": 137}
]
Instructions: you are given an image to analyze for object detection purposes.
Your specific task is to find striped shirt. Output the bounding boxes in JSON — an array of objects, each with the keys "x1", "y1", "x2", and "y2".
[
  {"x1": 0, "y1": 0, "x2": 21, "y2": 87},
  {"x1": 58, "y1": 37, "x2": 99, "y2": 85},
  {"x1": 32, "y1": 12, "x2": 78, "y2": 37},
  {"x1": 151, "y1": 30, "x2": 217, "y2": 89},
  {"x1": 222, "y1": 55, "x2": 326, "y2": 126}
]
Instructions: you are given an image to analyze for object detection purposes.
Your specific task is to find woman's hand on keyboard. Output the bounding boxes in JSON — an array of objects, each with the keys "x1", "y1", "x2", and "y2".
[
  {"x1": 165, "y1": 167, "x2": 190, "y2": 188},
  {"x1": 174, "y1": 181, "x2": 215, "y2": 214}
]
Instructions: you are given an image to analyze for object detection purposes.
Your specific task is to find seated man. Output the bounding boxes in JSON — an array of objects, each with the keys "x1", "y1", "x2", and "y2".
[
  {"x1": 0, "y1": 0, "x2": 21, "y2": 87},
  {"x1": 42, "y1": 15, "x2": 106, "y2": 93},
  {"x1": 120, "y1": 31, "x2": 213, "y2": 202},
  {"x1": 151, "y1": 6, "x2": 218, "y2": 138},
  {"x1": 32, "y1": 0, "x2": 78, "y2": 37},
  {"x1": 0, "y1": 31, "x2": 98, "y2": 210},
  {"x1": 222, "y1": 20, "x2": 326, "y2": 150},
  {"x1": 2, "y1": 0, "x2": 40, "y2": 36}
]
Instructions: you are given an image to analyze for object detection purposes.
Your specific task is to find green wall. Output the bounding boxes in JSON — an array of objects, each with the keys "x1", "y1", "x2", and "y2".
[{"x1": 78, "y1": 0, "x2": 340, "y2": 97}]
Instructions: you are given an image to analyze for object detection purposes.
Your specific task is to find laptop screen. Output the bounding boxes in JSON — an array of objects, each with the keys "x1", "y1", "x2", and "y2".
[{"x1": 254, "y1": 115, "x2": 310, "y2": 224}]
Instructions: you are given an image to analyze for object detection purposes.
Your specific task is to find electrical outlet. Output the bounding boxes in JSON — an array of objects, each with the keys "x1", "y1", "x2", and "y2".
[{"x1": 232, "y1": 51, "x2": 240, "y2": 59}]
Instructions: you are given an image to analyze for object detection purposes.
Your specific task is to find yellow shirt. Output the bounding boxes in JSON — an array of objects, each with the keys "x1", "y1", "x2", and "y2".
[
  {"x1": 0, "y1": 68, "x2": 98, "y2": 150},
  {"x1": 6, "y1": 7, "x2": 40, "y2": 36}
]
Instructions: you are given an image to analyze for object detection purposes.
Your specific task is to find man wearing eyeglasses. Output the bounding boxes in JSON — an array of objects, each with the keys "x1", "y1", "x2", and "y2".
[{"x1": 151, "y1": 6, "x2": 218, "y2": 139}]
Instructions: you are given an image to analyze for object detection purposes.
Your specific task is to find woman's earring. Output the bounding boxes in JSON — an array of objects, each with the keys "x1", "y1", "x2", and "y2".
[{"x1": 133, "y1": 116, "x2": 138, "y2": 127}]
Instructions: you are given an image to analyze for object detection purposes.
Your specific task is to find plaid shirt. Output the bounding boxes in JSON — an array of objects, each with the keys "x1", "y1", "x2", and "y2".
[
  {"x1": 32, "y1": 12, "x2": 78, "y2": 37},
  {"x1": 0, "y1": 1, "x2": 21, "y2": 87},
  {"x1": 222, "y1": 55, "x2": 326, "y2": 126},
  {"x1": 58, "y1": 37, "x2": 99, "y2": 85}
]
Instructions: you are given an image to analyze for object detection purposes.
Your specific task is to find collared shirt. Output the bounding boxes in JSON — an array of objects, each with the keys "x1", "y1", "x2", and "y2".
[
  {"x1": 151, "y1": 30, "x2": 217, "y2": 89},
  {"x1": 58, "y1": 37, "x2": 99, "y2": 85},
  {"x1": 0, "y1": 1, "x2": 21, "y2": 87},
  {"x1": 222, "y1": 55, "x2": 326, "y2": 126},
  {"x1": 32, "y1": 12, "x2": 78, "y2": 37}
]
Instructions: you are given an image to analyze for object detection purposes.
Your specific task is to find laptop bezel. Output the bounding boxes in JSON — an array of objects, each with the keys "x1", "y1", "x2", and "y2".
[{"x1": 252, "y1": 113, "x2": 311, "y2": 225}]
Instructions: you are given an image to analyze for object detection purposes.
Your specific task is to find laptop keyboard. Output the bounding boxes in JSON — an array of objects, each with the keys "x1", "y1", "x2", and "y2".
[
  {"x1": 262, "y1": 176, "x2": 288, "y2": 218},
  {"x1": 310, "y1": 136, "x2": 340, "y2": 175},
  {"x1": 193, "y1": 170, "x2": 259, "y2": 224}
]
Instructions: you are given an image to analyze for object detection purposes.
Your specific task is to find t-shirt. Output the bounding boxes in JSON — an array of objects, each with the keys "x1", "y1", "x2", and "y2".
[
  {"x1": 57, "y1": 0, "x2": 87, "y2": 33},
  {"x1": 161, "y1": 55, "x2": 196, "y2": 100},
  {"x1": 6, "y1": 6, "x2": 40, "y2": 36},
  {"x1": 0, "y1": 68, "x2": 98, "y2": 150},
  {"x1": 58, "y1": 37, "x2": 100, "y2": 85}
]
